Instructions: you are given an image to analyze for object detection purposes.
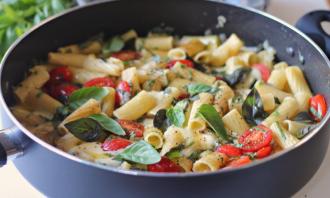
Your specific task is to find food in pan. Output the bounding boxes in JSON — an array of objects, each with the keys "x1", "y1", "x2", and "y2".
[{"x1": 12, "y1": 29, "x2": 327, "y2": 173}]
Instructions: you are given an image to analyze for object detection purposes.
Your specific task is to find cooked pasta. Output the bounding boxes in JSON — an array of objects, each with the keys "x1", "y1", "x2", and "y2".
[{"x1": 12, "y1": 29, "x2": 326, "y2": 173}]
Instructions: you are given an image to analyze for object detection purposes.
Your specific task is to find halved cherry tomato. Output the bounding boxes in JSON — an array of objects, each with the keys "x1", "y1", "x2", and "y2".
[
  {"x1": 215, "y1": 76, "x2": 223, "y2": 81},
  {"x1": 116, "y1": 81, "x2": 132, "y2": 106},
  {"x1": 83, "y1": 77, "x2": 115, "y2": 88},
  {"x1": 238, "y1": 125, "x2": 273, "y2": 152},
  {"x1": 309, "y1": 94, "x2": 327, "y2": 122},
  {"x1": 255, "y1": 146, "x2": 272, "y2": 159},
  {"x1": 177, "y1": 93, "x2": 189, "y2": 101},
  {"x1": 147, "y1": 157, "x2": 183, "y2": 173},
  {"x1": 227, "y1": 156, "x2": 252, "y2": 168},
  {"x1": 101, "y1": 138, "x2": 132, "y2": 151},
  {"x1": 49, "y1": 84, "x2": 78, "y2": 103},
  {"x1": 117, "y1": 119, "x2": 144, "y2": 137},
  {"x1": 111, "y1": 50, "x2": 141, "y2": 61},
  {"x1": 216, "y1": 144, "x2": 242, "y2": 157},
  {"x1": 253, "y1": 63, "x2": 270, "y2": 82},
  {"x1": 167, "y1": 59, "x2": 194, "y2": 68},
  {"x1": 49, "y1": 66, "x2": 73, "y2": 84}
]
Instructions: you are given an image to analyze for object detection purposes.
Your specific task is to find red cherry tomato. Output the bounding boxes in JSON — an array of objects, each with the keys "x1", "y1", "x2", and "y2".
[
  {"x1": 217, "y1": 144, "x2": 242, "y2": 157},
  {"x1": 84, "y1": 77, "x2": 115, "y2": 88},
  {"x1": 101, "y1": 138, "x2": 132, "y2": 151},
  {"x1": 227, "y1": 156, "x2": 252, "y2": 168},
  {"x1": 116, "y1": 81, "x2": 132, "y2": 106},
  {"x1": 255, "y1": 146, "x2": 272, "y2": 159},
  {"x1": 309, "y1": 94, "x2": 327, "y2": 122},
  {"x1": 215, "y1": 76, "x2": 223, "y2": 81},
  {"x1": 117, "y1": 119, "x2": 144, "y2": 137},
  {"x1": 238, "y1": 125, "x2": 273, "y2": 152},
  {"x1": 49, "y1": 84, "x2": 78, "y2": 102},
  {"x1": 111, "y1": 50, "x2": 141, "y2": 61},
  {"x1": 147, "y1": 157, "x2": 183, "y2": 173},
  {"x1": 253, "y1": 64, "x2": 270, "y2": 82},
  {"x1": 49, "y1": 66, "x2": 73, "y2": 84},
  {"x1": 167, "y1": 59, "x2": 194, "y2": 68},
  {"x1": 177, "y1": 93, "x2": 189, "y2": 101}
]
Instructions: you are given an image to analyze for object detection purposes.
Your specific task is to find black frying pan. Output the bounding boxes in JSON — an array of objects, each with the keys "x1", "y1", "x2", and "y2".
[{"x1": 1, "y1": 0, "x2": 330, "y2": 197}]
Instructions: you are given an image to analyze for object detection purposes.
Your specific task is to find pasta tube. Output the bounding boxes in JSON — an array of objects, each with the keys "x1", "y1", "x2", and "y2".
[
  {"x1": 255, "y1": 81, "x2": 292, "y2": 102},
  {"x1": 161, "y1": 126, "x2": 185, "y2": 156},
  {"x1": 222, "y1": 109, "x2": 249, "y2": 135},
  {"x1": 188, "y1": 93, "x2": 213, "y2": 131},
  {"x1": 144, "y1": 36, "x2": 173, "y2": 50},
  {"x1": 143, "y1": 127, "x2": 164, "y2": 149},
  {"x1": 270, "y1": 122, "x2": 299, "y2": 149},
  {"x1": 167, "y1": 48, "x2": 187, "y2": 60},
  {"x1": 101, "y1": 88, "x2": 116, "y2": 117},
  {"x1": 192, "y1": 152, "x2": 228, "y2": 172}
]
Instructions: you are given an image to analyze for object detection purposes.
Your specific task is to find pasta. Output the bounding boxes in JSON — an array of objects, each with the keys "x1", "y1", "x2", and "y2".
[{"x1": 12, "y1": 29, "x2": 326, "y2": 173}]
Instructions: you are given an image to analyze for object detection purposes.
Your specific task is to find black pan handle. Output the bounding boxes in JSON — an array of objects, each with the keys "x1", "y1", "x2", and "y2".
[
  {"x1": 0, "y1": 127, "x2": 26, "y2": 167},
  {"x1": 296, "y1": 10, "x2": 330, "y2": 57}
]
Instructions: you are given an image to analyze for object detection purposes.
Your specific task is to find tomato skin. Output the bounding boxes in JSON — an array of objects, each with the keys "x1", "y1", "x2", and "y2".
[
  {"x1": 49, "y1": 66, "x2": 73, "y2": 84},
  {"x1": 167, "y1": 59, "x2": 194, "y2": 68},
  {"x1": 253, "y1": 64, "x2": 270, "y2": 82},
  {"x1": 147, "y1": 157, "x2": 183, "y2": 173},
  {"x1": 227, "y1": 156, "x2": 252, "y2": 168},
  {"x1": 84, "y1": 77, "x2": 115, "y2": 88},
  {"x1": 49, "y1": 84, "x2": 78, "y2": 103},
  {"x1": 101, "y1": 138, "x2": 132, "y2": 151},
  {"x1": 255, "y1": 146, "x2": 272, "y2": 159},
  {"x1": 117, "y1": 119, "x2": 144, "y2": 137},
  {"x1": 309, "y1": 94, "x2": 327, "y2": 122},
  {"x1": 116, "y1": 81, "x2": 132, "y2": 106},
  {"x1": 238, "y1": 125, "x2": 273, "y2": 152},
  {"x1": 111, "y1": 50, "x2": 141, "y2": 61},
  {"x1": 177, "y1": 93, "x2": 189, "y2": 101},
  {"x1": 216, "y1": 144, "x2": 242, "y2": 157}
]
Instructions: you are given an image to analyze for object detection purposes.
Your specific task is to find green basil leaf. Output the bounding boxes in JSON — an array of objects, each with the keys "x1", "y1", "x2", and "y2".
[
  {"x1": 223, "y1": 68, "x2": 250, "y2": 87},
  {"x1": 293, "y1": 112, "x2": 315, "y2": 124},
  {"x1": 197, "y1": 104, "x2": 229, "y2": 142},
  {"x1": 153, "y1": 109, "x2": 171, "y2": 131},
  {"x1": 68, "y1": 87, "x2": 109, "y2": 110},
  {"x1": 64, "y1": 118, "x2": 107, "y2": 142},
  {"x1": 166, "y1": 107, "x2": 185, "y2": 127},
  {"x1": 88, "y1": 114, "x2": 125, "y2": 136},
  {"x1": 242, "y1": 88, "x2": 268, "y2": 126},
  {"x1": 102, "y1": 36, "x2": 125, "y2": 55},
  {"x1": 115, "y1": 140, "x2": 161, "y2": 165},
  {"x1": 166, "y1": 150, "x2": 181, "y2": 160},
  {"x1": 186, "y1": 83, "x2": 213, "y2": 96}
]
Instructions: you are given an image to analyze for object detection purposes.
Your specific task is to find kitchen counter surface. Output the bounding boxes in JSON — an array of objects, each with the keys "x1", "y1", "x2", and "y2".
[{"x1": 0, "y1": 0, "x2": 329, "y2": 197}]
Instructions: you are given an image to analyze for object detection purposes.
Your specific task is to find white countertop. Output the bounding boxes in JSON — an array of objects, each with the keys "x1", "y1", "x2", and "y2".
[{"x1": 0, "y1": 0, "x2": 329, "y2": 197}]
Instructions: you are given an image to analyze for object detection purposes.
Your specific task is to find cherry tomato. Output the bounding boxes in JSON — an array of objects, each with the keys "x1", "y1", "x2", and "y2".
[
  {"x1": 117, "y1": 119, "x2": 144, "y2": 137},
  {"x1": 147, "y1": 157, "x2": 183, "y2": 173},
  {"x1": 227, "y1": 156, "x2": 252, "y2": 168},
  {"x1": 253, "y1": 63, "x2": 270, "y2": 82},
  {"x1": 116, "y1": 81, "x2": 132, "y2": 106},
  {"x1": 177, "y1": 93, "x2": 189, "y2": 101},
  {"x1": 111, "y1": 50, "x2": 141, "y2": 61},
  {"x1": 101, "y1": 138, "x2": 132, "y2": 151},
  {"x1": 309, "y1": 94, "x2": 327, "y2": 122},
  {"x1": 255, "y1": 146, "x2": 272, "y2": 159},
  {"x1": 83, "y1": 77, "x2": 115, "y2": 88},
  {"x1": 49, "y1": 84, "x2": 78, "y2": 103},
  {"x1": 215, "y1": 76, "x2": 223, "y2": 81},
  {"x1": 238, "y1": 125, "x2": 273, "y2": 152},
  {"x1": 217, "y1": 144, "x2": 242, "y2": 157},
  {"x1": 49, "y1": 66, "x2": 73, "y2": 84},
  {"x1": 167, "y1": 59, "x2": 194, "y2": 68}
]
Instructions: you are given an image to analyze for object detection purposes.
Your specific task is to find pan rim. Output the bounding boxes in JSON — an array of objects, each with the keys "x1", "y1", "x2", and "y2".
[{"x1": 1, "y1": 0, "x2": 330, "y2": 178}]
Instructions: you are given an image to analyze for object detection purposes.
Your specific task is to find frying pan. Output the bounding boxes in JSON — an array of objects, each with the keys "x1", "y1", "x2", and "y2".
[{"x1": 1, "y1": 0, "x2": 330, "y2": 197}]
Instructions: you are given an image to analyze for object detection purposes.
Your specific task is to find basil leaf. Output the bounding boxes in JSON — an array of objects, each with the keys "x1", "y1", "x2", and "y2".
[
  {"x1": 197, "y1": 104, "x2": 229, "y2": 142},
  {"x1": 166, "y1": 108, "x2": 185, "y2": 127},
  {"x1": 102, "y1": 36, "x2": 125, "y2": 55},
  {"x1": 89, "y1": 114, "x2": 125, "y2": 136},
  {"x1": 186, "y1": 83, "x2": 218, "y2": 96},
  {"x1": 64, "y1": 118, "x2": 107, "y2": 142},
  {"x1": 153, "y1": 109, "x2": 171, "y2": 131},
  {"x1": 115, "y1": 140, "x2": 161, "y2": 165},
  {"x1": 69, "y1": 87, "x2": 109, "y2": 110},
  {"x1": 223, "y1": 68, "x2": 250, "y2": 87},
  {"x1": 242, "y1": 88, "x2": 268, "y2": 126},
  {"x1": 167, "y1": 150, "x2": 181, "y2": 160}
]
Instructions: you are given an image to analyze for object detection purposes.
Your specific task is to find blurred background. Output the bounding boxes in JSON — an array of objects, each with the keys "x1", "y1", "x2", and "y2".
[{"x1": 0, "y1": 0, "x2": 329, "y2": 197}]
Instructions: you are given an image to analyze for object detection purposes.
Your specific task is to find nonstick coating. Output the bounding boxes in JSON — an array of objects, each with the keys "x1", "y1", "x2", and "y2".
[{"x1": 1, "y1": 0, "x2": 330, "y2": 197}]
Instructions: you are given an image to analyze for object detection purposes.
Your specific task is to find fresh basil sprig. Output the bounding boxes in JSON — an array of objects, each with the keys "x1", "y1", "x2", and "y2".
[
  {"x1": 166, "y1": 100, "x2": 189, "y2": 127},
  {"x1": 68, "y1": 87, "x2": 109, "y2": 110},
  {"x1": 115, "y1": 140, "x2": 161, "y2": 165},
  {"x1": 197, "y1": 104, "x2": 229, "y2": 142},
  {"x1": 242, "y1": 88, "x2": 268, "y2": 126},
  {"x1": 64, "y1": 114, "x2": 125, "y2": 142},
  {"x1": 186, "y1": 83, "x2": 218, "y2": 96}
]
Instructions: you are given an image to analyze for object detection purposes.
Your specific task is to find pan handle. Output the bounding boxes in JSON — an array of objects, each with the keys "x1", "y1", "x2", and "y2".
[
  {"x1": 296, "y1": 10, "x2": 330, "y2": 57},
  {"x1": 0, "y1": 127, "x2": 26, "y2": 167}
]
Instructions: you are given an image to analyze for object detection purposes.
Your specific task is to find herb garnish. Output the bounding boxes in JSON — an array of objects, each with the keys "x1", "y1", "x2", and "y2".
[{"x1": 242, "y1": 88, "x2": 268, "y2": 126}]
